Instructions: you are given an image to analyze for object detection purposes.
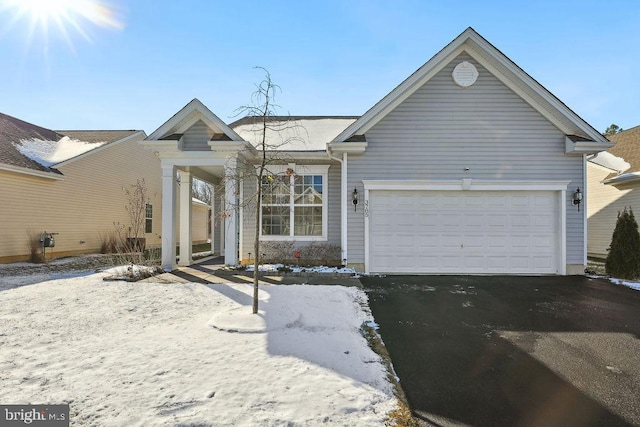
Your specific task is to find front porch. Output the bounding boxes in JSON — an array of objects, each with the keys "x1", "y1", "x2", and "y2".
[
  {"x1": 141, "y1": 99, "x2": 257, "y2": 272},
  {"x1": 150, "y1": 255, "x2": 362, "y2": 287}
]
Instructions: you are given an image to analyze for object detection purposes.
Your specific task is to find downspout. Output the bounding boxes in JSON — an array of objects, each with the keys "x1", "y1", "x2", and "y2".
[
  {"x1": 583, "y1": 153, "x2": 587, "y2": 268},
  {"x1": 327, "y1": 147, "x2": 347, "y2": 266}
]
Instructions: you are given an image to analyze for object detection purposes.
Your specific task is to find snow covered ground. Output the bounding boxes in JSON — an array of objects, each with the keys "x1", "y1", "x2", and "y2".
[
  {"x1": 608, "y1": 277, "x2": 640, "y2": 291},
  {"x1": 0, "y1": 271, "x2": 397, "y2": 426},
  {"x1": 244, "y1": 263, "x2": 357, "y2": 274}
]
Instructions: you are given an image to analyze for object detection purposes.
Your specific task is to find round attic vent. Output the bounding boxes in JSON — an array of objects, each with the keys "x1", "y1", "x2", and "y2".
[{"x1": 452, "y1": 61, "x2": 478, "y2": 87}]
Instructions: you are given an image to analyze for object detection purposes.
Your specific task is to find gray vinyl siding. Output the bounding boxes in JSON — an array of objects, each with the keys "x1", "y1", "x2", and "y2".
[
  {"x1": 240, "y1": 162, "x2": 341, "y2": 260},
  {"x1": 347, "y1": 53, "x2": 584, "y2": 265},
  {"x1": 182, "y1": 120, "x2": 214, "y2": 151}
]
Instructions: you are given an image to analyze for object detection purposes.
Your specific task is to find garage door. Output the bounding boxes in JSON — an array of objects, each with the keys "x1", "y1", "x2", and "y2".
[{"x1": 368, "y1": 190, "x2": 559, "y2": 274}]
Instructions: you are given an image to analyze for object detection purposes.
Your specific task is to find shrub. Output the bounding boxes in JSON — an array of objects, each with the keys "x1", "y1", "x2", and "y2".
[
  {"x1": 299, "y1": 242, "x2": 341, "y2": 265},
  {"x1": 26, "y1": 229, "x2": 44, "y2": 263},
  {"x1": 260, "y1": 241, "x2": 294, "y2": 263},
  {"x1": 258, "y1": 241, "x2": 341, "y2": 266},
  {"x1": 605, "y1": 207, "x2": 640, "y2": 279},
  {"x1": 98, "y1": 231, "x2": 118, "y2": 254}
]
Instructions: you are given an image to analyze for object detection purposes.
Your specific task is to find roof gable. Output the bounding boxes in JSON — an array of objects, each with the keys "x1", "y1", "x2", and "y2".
[
  {"x1": 146, "y1": 98, "x2": 243, "y2": 142},
  {"x1": 332, "y1": 27, "x2": 611, "y2": 150}
]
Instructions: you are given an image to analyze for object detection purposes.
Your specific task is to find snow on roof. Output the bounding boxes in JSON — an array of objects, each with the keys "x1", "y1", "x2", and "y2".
[
  {"x1": 14, "y1": 137, "x2": 107, "y2": 167},
  {"x1": 230, "y1": 117, "x2": 358, "y2": 151},
  {"x1": 588, "y1": 151, "x2": 631, "y2": 173}
]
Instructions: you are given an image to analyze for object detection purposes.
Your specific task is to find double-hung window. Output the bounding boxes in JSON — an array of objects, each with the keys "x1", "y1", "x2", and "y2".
[
  {"x1": 145, "y1": 204, "x2": 153, "y2": 233},
  {"x1": 260, "y1": 165, "x2": 328, "y2": 240}
]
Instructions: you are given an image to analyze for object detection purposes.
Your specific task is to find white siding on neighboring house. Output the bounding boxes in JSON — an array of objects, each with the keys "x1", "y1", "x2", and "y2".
[
  {"x1": 192, "y1": 202, "x2": 210, "y2": 244},
  {"x1": 176, "y1": 200, "x2": 211, "y2": 245},
  {"x1": 586, "y1": 162, "x2": 635, "y2": 258},
  {"x1": 347, "y1": 53, "x2": 584, "y2": 270}
]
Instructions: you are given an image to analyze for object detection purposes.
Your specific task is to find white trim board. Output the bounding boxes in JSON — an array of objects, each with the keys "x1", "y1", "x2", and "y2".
[{"x1": 362, "y1": 179, "x2": 571, "y2": 191}]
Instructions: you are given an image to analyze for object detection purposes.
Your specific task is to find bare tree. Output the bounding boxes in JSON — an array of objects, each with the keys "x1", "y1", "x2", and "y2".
[
  {"x1": 192, "y1": 177, "x2": 212, "y2": 205},
  {"x1": 114, "y1": 178, "x2": 149, "y2": 265},
  {"x1": 224, "y1": 67, "x2": 306, "y2": 314}
]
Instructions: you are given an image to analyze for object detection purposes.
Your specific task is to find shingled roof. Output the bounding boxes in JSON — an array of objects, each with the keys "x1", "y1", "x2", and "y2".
[
  {"x1": 0, "y1": 112, "x2": 64, "y2": 173},
  {"x1": 607, "y1": 125, "x2": 640, "y2": 174},
  {"x1": 0, "y1": 112, "x2": 140, "y2": 175}
]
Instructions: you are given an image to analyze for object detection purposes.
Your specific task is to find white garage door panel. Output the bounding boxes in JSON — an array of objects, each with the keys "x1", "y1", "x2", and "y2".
[{"x1": 368, "y1": 190, "x2": 559, "y2": 274}]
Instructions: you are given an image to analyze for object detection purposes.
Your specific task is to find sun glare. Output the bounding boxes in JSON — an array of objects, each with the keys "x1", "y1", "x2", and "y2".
[{"x1": 0, "y1": 0, "x2": 124, "y2": 50}]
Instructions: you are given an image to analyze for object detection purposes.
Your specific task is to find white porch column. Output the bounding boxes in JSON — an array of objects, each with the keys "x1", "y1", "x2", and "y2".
[
  {"x1": 224, "y1": 159, "x2": 238, "y2": 265},
  {"x1": 210, "y1": 184, "x2": 215, "y2": 254},
  {"x1": 178, "y1": 169, "x2": 193, "y2": 266},
  {"x1": 161, "y1": 165, "x2": 177, "y2": 271},
  {"x1": 219, "y1": 192, "x2": 225, "y2": 256}
]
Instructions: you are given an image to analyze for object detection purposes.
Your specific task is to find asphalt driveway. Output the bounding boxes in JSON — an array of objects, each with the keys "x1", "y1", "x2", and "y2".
[{"x1": 362, "y1": 275, "x2": 640, "y2": 427}]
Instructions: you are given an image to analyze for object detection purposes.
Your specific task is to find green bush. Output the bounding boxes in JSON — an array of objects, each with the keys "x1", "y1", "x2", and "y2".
[{"x1": 605, "y1": 207, "x2": 640, "y2": 279}]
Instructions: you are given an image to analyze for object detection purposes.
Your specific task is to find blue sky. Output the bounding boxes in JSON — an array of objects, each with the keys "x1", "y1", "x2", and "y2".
[{"x1": 0, "y1": 0, "x2": 638, "y2": 135}]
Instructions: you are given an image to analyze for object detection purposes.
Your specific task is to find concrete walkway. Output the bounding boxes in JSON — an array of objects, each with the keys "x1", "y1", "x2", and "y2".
[{"x1": 148, "y1": 256, "x2": 362, "y2": 287}]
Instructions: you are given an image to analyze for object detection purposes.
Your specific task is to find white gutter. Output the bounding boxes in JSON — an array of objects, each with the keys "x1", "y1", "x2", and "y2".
[
  {"x1": 327, "y1": 147, "x2": 347, "y2": 265},
  {"x1": 604, "y1": 172, "x2": 640, "y2": 185},
  {"x1": 0, "y1": 163, "x2": 65, "y2": 180}
]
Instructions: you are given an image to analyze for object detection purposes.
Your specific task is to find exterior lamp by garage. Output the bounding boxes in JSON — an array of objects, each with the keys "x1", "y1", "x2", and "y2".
[
  {"x1": 352, "y1": 188, "x2": 359, "y2": 211},
  {"x1": 573, "y1": 187, "x2": 582, "y2": 211}
]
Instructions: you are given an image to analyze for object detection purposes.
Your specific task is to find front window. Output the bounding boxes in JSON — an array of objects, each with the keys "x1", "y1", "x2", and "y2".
[{"x1": 260, "y1": 166, "x2": 327, "y2": 239}]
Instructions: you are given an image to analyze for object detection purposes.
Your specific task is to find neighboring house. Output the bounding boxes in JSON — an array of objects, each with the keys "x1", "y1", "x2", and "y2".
[
  {"x1": 0, "y1": 113, "x2": 209, "y2": 263},
  {"x1": 143, "y1": 27, "x2": 612, "y2": 275},
  {"x1": 587, "y1": 126, "x2": 640, "y2": 258}
]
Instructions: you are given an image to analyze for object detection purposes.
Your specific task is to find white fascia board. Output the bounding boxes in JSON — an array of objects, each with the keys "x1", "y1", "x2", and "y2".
[
  {"x1": 208, "y1": 140, "x2": 255, "y2": 154},
  {"x1": 564, "y1": 136, "x2": 614, "y2": 155},
  {"x1": 332, "y1": 46, "x2": 462, "y2": 143},
  {"x1": 363, "y1": 179, "x2": 571, "y2": 191},
  {"x1": 258, "y1": 164, "x2": 330, "y2": 175},
  {"x1": 54, "y1": 130, "x2": 147, "y2": 168},
  {"x1": 159, "y1": 153, "x2": 228, "y2": 167},
  {"x1": 141, "y1": 139, "x2": 181, "y2": 152},
  {"x1": 327, "y1": 142, "x2": 368, "y2": 154},
  {"x1": 274, "y1": 151, "x2": 331, "y2": 160},
  {"x1": 147, "y1": 99, "x2": 244, "y2": 141},
  {"x1": 0, "y1": 163, "x2": 65, "y2": 180},
  {"x1": 604, "y1": 172, "x2": 640, "y2": 186},
  {"x1": 463, "y1": 37, "x2": 609, "y2": 144}
]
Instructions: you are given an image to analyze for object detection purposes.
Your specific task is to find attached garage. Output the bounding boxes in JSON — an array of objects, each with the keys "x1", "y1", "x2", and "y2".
[{"x1": 364, "y1": 181, "x2": 568, "y2": 275}]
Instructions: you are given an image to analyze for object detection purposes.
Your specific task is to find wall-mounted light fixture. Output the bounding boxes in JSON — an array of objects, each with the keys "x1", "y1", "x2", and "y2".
[
  {"x1": 352, "y1": 188, "x2": 359, "y2": 211},
  {"x1": 573, "y1": 187, "x2": 582, "y2": 211}
]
